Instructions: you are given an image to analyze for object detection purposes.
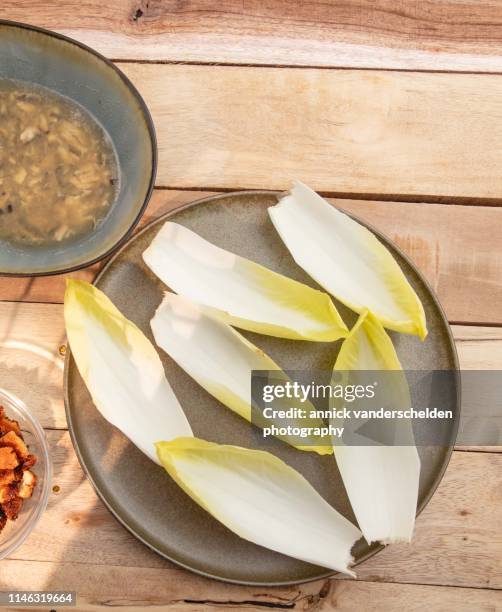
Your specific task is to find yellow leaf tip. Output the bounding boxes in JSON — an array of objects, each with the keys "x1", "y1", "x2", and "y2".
[{"x1": 418, "y1": 325, "x2": 428, "y2": 341}]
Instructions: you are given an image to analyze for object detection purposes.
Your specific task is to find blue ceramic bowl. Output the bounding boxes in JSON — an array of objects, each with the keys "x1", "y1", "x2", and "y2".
[{"x1": 0, "y1": 20, "x2": 156, "y2": 275}]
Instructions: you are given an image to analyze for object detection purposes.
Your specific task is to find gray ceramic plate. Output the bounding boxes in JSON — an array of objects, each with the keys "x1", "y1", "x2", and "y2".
[
  {"x1": 65, "y1": 192, "x2": 459, "y2": 586},
  {"x1": 0, "y1": 20, "x2": 156, "y2": 275}
]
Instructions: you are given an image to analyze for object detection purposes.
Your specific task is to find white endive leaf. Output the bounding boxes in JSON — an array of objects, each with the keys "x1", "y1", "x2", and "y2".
[
  {"x1": 333, "y1": 310, "x2": 420, "y2": 544},
  {"x1": 157, "y1": 437, "x2": 361, "y2": 575},
  {"x1": 269, "y1": 182, "x2": 427, "y2": 339},
  {"x1": 143, "y1": 221, "x2": 347, "y2": 341},
  {"x1": 64, "y1": 280, "x2": 193, "y2": 463},
  {"x1": 151, "y1": 292, "x2": 332, "y2": 455}
]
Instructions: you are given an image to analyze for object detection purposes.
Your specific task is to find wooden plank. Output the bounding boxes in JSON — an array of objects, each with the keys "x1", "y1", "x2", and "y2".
[
  {"x1": 7, "y1": 430, "x2": 502, "y2": 590},
  {"x1": 1, "y1": 561, "x2": 501, "y2": 612},
  {"x1": 0, "y1": 298, "x2": 500, "y2": 429},
  {"x1": 454, "y1": 325, "x2": 502, "y2": 370},
  {"x1": 116, "y1": 64, "x2": 502, "y2": 200},
  {"x1": 1, "y1": 192, "x2": 502, "y2": 328},
  {"x1": 4, "y1": 1, "x2": 502, "y2": 72}
]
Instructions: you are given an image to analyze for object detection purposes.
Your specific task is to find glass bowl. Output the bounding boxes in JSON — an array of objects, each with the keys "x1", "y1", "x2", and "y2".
[{"x1": 0, "y1": 388, "x2": 51, "y2": 560}]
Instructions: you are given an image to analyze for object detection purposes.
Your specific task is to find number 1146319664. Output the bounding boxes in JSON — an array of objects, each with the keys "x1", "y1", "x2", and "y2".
[{"x1": 1, "y1": 591, "x2": 75, "y2": 606}]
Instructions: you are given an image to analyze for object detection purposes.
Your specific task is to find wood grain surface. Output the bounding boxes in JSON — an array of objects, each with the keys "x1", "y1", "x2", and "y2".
[
  {"x1": 123, "y1": 64, "x2": 502, "y2": 200},
  {"x1": 0, "y1": 2, "x2": 501, "y2": 610},
  {"x1": 4, "y1": 1, "x2": 502, "y2": 72}
]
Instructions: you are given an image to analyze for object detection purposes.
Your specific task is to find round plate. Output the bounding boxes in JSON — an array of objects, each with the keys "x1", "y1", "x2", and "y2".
[{"x1": 65, "y1": 191, "x2": 459, "y2": 586}]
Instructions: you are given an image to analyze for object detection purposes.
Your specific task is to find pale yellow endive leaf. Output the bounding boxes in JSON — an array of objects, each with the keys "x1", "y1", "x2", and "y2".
[
  {"x1": 64, "y1": 280, "x2": 193, "y2": 463},
  {"x1": 151, "y1": 292, "x2": 332, "y2": 455},
  {"x1": 156, "y1": 437, "x2": 361, "y2": 575},
  {"x1": 143, "y1": 221, "x2": 347, "y2": 341},
  {"x1": 269, "y1": 182, "x2": 427, "y2": 339},
  {"x1": 332, "y1": 310, "x2": 420, "y2": 544}
]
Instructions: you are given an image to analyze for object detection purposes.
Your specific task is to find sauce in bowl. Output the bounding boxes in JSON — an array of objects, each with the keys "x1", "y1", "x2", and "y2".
[{"x1": 0, "y1": 79, "x2": 119, "y2": 246}]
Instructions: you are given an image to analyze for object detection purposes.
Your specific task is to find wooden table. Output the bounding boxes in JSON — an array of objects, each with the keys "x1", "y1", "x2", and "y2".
[{"x1": 1, "y1": 2, "x2": 502, "y2": 610}]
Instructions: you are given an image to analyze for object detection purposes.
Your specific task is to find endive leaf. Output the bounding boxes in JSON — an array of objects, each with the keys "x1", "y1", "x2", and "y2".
[
  {"x1": 143, "y1": 221, "x2": 347, "y2": 341},
  {"x1": 151, "y1": 292, "x2": 332, "y2": 454},
  {"x1": 268, "y1": 182, "x2": 427, "y2": 339},
  {"x1": 332, "y1": 310, "x2": 420, "y2": 544},
  {"x1": 64, "y1": 280, "x2": 193, "y2": 463},
  {"x1": 156, "y1": 437, "x2": 361, "y2": 575}
]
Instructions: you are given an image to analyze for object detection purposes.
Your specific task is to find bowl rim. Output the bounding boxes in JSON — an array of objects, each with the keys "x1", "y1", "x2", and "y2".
[
  {"x1": 0, "y1": 19, "x2": 157, "y2": 277},
  {"x1": 0, "y1": 387, "x2": 52, "y2": 560}
]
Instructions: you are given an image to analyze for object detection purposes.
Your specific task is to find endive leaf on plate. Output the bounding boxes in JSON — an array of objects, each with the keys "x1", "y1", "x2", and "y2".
[
  {"x1": 332, "y1": 310, "x2": 420, "y2": 544},
  {"x1": 268, "y1": 182, "x2": 427, "y2": 340},
  {"x1": 151, "y1": 292, "x2": 332, "y2": 455},
  {"x1": 64, "y1": 280, "x2": 193, "y2": 464},
  {"x1": 142, "y1": 221, "x2": 347, "y2": 341},
  {"x1": 156, "y1": 437, "x2": 361, "y2": 575}
]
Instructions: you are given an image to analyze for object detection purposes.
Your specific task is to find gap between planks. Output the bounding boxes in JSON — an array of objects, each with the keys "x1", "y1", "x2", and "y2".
[
  {"x1": 151, "y1": 185, "x2": 502, "y2": 207},
  {"x1": 111, "y1": 58, "x2": 502, "y2": 78}
]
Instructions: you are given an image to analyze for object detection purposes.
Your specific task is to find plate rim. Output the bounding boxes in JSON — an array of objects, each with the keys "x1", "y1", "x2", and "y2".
[{"x1": 64, "y1": 189, "x2": 461, "y2": 587}]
